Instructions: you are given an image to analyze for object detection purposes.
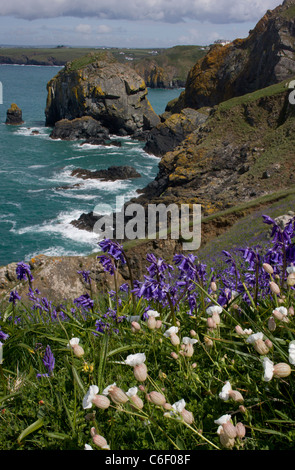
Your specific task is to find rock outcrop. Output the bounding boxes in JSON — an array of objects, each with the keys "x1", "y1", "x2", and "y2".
[
  {"x1": 5, "y1": 103, "x2": 24, "y2": 125},
  {"x1": 170, "y1": 0, "x2": 295, "y2": 113},
  {"x1": 144, "y1": 108, "x2": 210, "y2": 156},
  {"x1": 45, "y1": 51, "x2": 160, "y2": 137},
  {"x1": 71, "y1": 166, "x2": 141, "y2": 181},
  {"x1": 50, "y1": 116, "x2": 110, "y2": 141}
]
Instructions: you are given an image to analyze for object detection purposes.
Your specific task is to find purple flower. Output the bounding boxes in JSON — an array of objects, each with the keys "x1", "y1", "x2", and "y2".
[
  {"x1": 77, "y1": 270, "x2": 91, "y2": 284},
  {"x1": 0, "y1": 330, "x2": 9, "y2": 341},
  {"x1": 43, "y1": 345, "x2": 55, "y2": 375},
  {"x1": 74, "y1": 294, "x2": 94, "y2": 311},
  {"x1": 16, "y1": 262, "x2": 34, "y2": 282},
  {"x1": 97, "y1": 255, "x2": 115, "y2": 275},
  {"x1": 37, "y1": 345, "x2": 55, "y2": 378},
  {"x1": 98, "y1": 238, "x2": 126, "y2": 265},
  {"x1": 9, "y1": 290, "x2": 21, "y2": 305}
]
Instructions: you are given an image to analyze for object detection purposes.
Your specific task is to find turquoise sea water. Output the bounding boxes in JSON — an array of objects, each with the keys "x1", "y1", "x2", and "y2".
[{"x1": 0, "y1": 64, "x2": 182, "y2": 266}]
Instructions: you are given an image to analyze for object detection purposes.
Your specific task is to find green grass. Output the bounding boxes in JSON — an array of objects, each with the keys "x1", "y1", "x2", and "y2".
[
  {"x1": 281, "y1": 4, "x2": 295, "y2": 19},
  {"x1": 217, "y1": 80, "x2": 292, "y2": 112}
]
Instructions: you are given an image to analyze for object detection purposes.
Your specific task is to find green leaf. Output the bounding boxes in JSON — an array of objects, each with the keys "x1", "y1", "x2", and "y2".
[
  {"x1": 17, "y1": 418, "x2": 45, "y2": 443},
  {"x1": 72, "y1": 365, "x2": 86, "y2": 394},
  {"x1": 107, "y1": 344, "x2": 143, "y2": 358}
]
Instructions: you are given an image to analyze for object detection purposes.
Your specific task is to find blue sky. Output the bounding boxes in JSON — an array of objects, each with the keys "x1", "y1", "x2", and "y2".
[{"x1": 0, "y1": 0, "x2": 281, "y2": 48}]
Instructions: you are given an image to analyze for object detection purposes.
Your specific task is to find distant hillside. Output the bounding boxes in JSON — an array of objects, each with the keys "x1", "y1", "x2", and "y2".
[{"x1": 0, "y1": 45, "x2": 208, "y2": 88}]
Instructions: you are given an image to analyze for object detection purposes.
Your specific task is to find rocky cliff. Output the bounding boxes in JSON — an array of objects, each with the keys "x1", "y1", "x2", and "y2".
[
  {"x1": 45, "y1": 51, "x2": 160, "y2": 136},
  {"x1": 169, "y1": 0, "x2": 295, "y2": 113}
]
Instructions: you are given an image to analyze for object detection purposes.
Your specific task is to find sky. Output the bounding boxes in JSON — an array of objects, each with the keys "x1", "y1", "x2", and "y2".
[{"x1": 0, "y1": 0, "x2": 282, "y2": 48}]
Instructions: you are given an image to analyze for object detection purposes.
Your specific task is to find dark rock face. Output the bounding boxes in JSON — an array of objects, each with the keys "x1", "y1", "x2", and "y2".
[
  {"x1": 170, "y1": 0, "x2": 295, "y2": 113},
  {"x1": 50, "y1": 116, "x2": 109, "y2": 141},
  {"x1": 71, "y1": 166, "x2": 141, "y2": 181},
  {"x1": 5, "y1": 103, "x2": 24, "y2": 125},
  {"x1": 144, "y1": 108, "x2": 209, "y2": 156},
  {"x1": 45, "y1": 51, "x2": 160, "y2": 137}
]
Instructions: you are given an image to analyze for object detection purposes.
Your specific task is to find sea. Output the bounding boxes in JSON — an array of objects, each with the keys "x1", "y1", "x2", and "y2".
[{"x1": 0, "y1": 64, "x2": 182, "y2": 267}]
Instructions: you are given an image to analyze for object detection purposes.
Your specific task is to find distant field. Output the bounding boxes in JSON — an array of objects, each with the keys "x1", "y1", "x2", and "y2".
[{"x1": 0, "y1": 45, "x2": 207, "y2": 67}]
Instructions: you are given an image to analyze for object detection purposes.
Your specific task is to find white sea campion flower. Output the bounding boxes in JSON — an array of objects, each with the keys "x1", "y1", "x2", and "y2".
[
  {"x1": 180, "y1": 336, "x2": 198, "y2": 357},
  {"x1": 219, "y1": 381, "x2": 232, "y2": 401},
  {"x1": 167, "y1": 398, "x2": 194, "y2": 424},
  {"x1": 125, "y1": 353, "x2": 147, "y2": 382},
  {"x1": 182, "y1": 337, "x2": 198, "y2": 345},
  {"x1": 246, "y1": 332, "x2": 264, "y2": 344},
  {"x1": 272, "y1": 307, "x2": 289, "y2": 322},
  {"x1": 246, "y1": 332, "x2": 270, "y2": 354},
  {"x1": 164, "y1": 326, "x2": 180, "y2": 346},
  {"x1": 83, "y1": 385, "x2": 99, "y2": 409},
  {"x1": 214, "y1": 414, "x2": 232, "y2": 434},
  {"x1": 289, "y1": 341, "x2": 295, "y2": 365},
  {"x1": 206, "y1": 305, "x2": 223, "y2": 316},
  {"x1": 67, "y1": 337, "x2": 84, "y2": 357},
  {"x1": 102, "y1": 383, "x2": 128, "y2": 404},
  {"x1": 164, "y1": 326, "x2": 179, "y2": 337},
  {"x1": 172, "y1": 398, "x2": 186, "y2": 413},
  {"x1": 83, "y1": 386, "x2": 110, "y2": 410},
  {"x1": 102, "y1": 382, "x2": 116, "y2": 396},
  {"x1": 262, "y1": 357, "x2": 274, "y2": 382},
  {"x1": 219, "y1": 381, "x2": 244, "y2": 402},
  {"x1": 84, "y1": 444, "x2": 93, "y2": 450},
  {"x1": 235, "y1": 325, "x2": 253, "y2": 336},
  {"x1": 146, "y1": 310, "x2": 160, "y2": 329},
  {"x1": 287, "y1": 264, "x2": 295, "y2": 274},
  {"x1": 126, "y1": 386, "x2": 144, "y2": 409},
  {"x1": 146, "y1": 310, "x2": 160, "y2": 318},
  {"x1": 125, "y1": 353, "x2": 146, "y2": 367}
]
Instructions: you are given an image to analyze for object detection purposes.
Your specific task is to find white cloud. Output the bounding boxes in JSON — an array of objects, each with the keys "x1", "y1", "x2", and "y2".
[
  {"x1": 75, "y1": 23, "x2": 92, "y2": 34},
  {"x1": 96, "y1": 24, "x2": 112, "y2": 34},
  {"x1": 0, "y1": 0, "x2": 281, "y2": 24}
]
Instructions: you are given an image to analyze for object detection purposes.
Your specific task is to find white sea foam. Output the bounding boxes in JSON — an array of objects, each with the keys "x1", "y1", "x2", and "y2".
[
  {"x1": 47, "y1": 166, "x2": 131, "y2": 192},
  {"x1": 28, "y1": 165, "x2": 47, "y2": 169},
  {"x1": 12, "y1": 209, "x2": 100, "y2": 245},
  {"x1": 15, "y1": 126, "x2": 49, "y2": 138},
  {"x1": 26, "y1": 246, "x2": 91, "y2": 259}
]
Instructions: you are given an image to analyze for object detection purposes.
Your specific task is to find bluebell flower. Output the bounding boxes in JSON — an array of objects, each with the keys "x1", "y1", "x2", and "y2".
[
  {"x1": 16, "y1": 262, "x2": 34, "y2": 282},
  {"x1": 74, "y1": 294, "x2": 94, "y2": 311},
  {"x1": 98, "y1": 238, "x2": 126, "y2": 264},
  {"x1": 9, "y1": 290, "x2": 21, "y2": 305}
]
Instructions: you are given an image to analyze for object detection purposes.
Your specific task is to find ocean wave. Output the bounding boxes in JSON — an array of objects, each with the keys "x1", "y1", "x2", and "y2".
[
  {"x1": 47, "y1": 166, "x2": 131, "y2": 192},
  {"x1": 11, "y1": 209, "x2": 100, "y2": 245},
  {"x1": 14, "y1": 126, "x2": 50, "y2": 138}
]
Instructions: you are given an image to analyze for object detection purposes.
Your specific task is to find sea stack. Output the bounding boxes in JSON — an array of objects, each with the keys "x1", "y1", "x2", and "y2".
[
  {"x1": 45, "y1": 51, "x2": 160, "y2": 137},
  {"x1": 5, "y1": 103, "x2": 24, "y2": 125}
]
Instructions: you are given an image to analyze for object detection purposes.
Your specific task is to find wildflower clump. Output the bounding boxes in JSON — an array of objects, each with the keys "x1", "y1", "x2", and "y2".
[{"x1": 0, "y1": 213, "x2": 295, "y2": 450}]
